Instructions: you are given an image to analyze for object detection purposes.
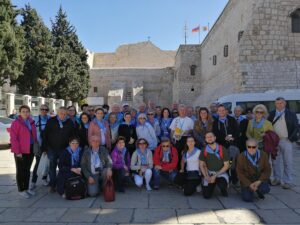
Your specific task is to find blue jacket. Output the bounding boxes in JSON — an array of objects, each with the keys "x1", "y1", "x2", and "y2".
[{"x1": 136, "y1": 122, "x2": 158, "y2": 150}]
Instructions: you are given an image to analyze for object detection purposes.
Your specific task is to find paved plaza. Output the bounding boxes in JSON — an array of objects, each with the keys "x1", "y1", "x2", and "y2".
[{"x1": 0, "y1": 146, "x2": 300, "y2": 225}]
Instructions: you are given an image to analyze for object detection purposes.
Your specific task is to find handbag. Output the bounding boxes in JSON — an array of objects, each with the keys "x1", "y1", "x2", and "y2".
[
  {"x1": 65, "y1": 176, "x2": 86, "y2": 200},
  {"x1": 103, "y1": 178, "x2": 115, "y2": 202},
  {"x1": 37, "y1": 153, "x2": 49, "y2": 177}
]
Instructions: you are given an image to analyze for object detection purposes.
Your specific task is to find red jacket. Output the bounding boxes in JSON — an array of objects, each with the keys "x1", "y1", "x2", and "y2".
[
  {"x1": 10, "y1": 116, "x2": 37, "y2": 154},
  {"x1": 88, "y1": 119, "x2": 111, "y2": 150},
  {"x1": 153, "y1": 144, "x2": 178, "y2": 171}
]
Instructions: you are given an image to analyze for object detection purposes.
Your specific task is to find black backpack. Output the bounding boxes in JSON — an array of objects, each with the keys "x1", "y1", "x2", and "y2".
[{"x1": 65, "y1": 176, "x2": 87, "y2": 200}]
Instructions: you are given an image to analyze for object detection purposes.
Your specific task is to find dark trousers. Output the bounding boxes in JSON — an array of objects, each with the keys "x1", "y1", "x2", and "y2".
[
  {"x1": 112, "y1": 168, "x2": 130, "y2": 191},
  {"x1": 47, "y1": 149, "x2": 62, "y2": 188},
  {"x1": 153, "y1": 169, "x2": 177, "y2": 188},
  {"x1": 175, "y1": 172, "x2": 201, "y2": 196},
  {"x1": 14, "y1": 145, "x2": 34, "y2": 192},
  {"x1": 202, "y1": 177, "x2": 228, "y2": 199},
  {"x1": 174, "y1": 136, "x2": 188, "y2": 169},
  {"x1": 241, "y1": 182, "x2": 270, "y2": 202},
  {"x1": 31, "y1": 155, "x2": 47, "y2": 183}
]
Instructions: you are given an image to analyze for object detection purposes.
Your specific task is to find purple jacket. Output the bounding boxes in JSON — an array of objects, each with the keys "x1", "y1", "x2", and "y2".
[
  {"x1": 10, "y1": 116, "x2": 37, "y2": 154},
  {"x1": 111, "y1": 146, "x2": 131, "y2": 170}
]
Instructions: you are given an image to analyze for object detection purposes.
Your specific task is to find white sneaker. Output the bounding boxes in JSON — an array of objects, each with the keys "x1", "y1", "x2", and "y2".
[
  {"x1": 30, "y1": 182, "x2": 36, "y2": 190},
  {"x1": 42, "y1": 179, "x2": 49, "y2": 186},
  {"x1": 19, "y1": 191, "x2": 30, "y2": 199},
  {"x1": 146, "y1": 185, "x2": 152, "y2": 191},
  {"x1": 26, "y1": 189, "x2": 36, "y2": 196}
]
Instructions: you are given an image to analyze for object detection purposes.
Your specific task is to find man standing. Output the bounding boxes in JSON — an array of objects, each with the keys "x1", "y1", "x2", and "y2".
[
  {"x1": 169, "y1": 104, "x2": 194, "y2": 167},
  {"x1": 44, "y1": 107, "x2": 75, "y2": 192},
  {"x1": 233, "y1": 106, "x2": 248, "y2": 152},
  {"x1": 268, "y1": 97, "x2": 298, "y2": 189}
]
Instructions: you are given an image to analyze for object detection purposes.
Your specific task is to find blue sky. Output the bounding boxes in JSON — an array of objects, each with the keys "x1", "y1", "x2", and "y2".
[{"x1": 12, "y1": 0, "x2": 229, "y2": 52}]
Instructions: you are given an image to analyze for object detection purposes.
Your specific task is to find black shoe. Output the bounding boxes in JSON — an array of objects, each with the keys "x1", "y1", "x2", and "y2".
[
  {"x1": 221, "y1": 188, "x2": 228, "y2": 197},
  {"x1": 256, "y1": 190, "x2": 265, "y2": 199}
]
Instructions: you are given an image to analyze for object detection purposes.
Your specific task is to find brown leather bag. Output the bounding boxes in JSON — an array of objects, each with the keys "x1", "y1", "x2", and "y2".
[{"x1": 103, "y1": 178, "x2": 115, "y2": 202}]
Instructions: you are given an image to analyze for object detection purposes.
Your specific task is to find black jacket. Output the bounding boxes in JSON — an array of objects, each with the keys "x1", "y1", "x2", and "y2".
[
  {"x1": 44, "y1": 117, "x2": 75, "y2": 151},
  {"x1": 118, "y1": 123, "x2": 137, "y2": 152},
  {"x1": 268, "y1": 109, "x2": 299, "y2": 142},
  {"x1": 213, "y1": 115, "x2": 239, "y2": 148},
  {"x1": 78, "y1": 124, "x2": 89, "y2": 149}
]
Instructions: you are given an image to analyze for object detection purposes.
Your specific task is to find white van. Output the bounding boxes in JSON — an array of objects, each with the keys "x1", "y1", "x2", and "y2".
[{"x1": 216, "y1": 89, "x2": 300, "y2": 125}]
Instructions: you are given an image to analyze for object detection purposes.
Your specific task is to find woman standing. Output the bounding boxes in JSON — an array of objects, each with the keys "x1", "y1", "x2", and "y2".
[
  {"x1": 67, "y1": 106, "x2": 80, "y2": 129},
  {"x1": 78, "y1": 112, "x2": 90, "y2": 150},
  {"x1": 159, "y1": 108, "x2": 172, "y2": 139},
  {"x1": 88, "y1": 108, "x2": 112, "y2": 150},
  {"x1": 193, "y1": 107, "x2": 213, "y2": 148},
  {"x1": 118, "y1": 112, "x2": 137, "y2": 156},
  {"x1": 131, "y1": 138, "x2": 153, "y2": 191},
  {"x1": 10, "y1": 105, "x2": 37, "y2": 198},
  {"x1": 246, "y1": 104, "x2": 273, "y2": 151},
  {"x1": 108, "y1": 112, "x2": 119, "y2": 148}
]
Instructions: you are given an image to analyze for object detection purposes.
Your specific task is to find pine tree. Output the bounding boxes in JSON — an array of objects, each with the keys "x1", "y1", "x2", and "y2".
[
  {"x1": 11, "y1": 4, "x2": 54, "y2": 96},
  {"x1": 48, "y1": 6, "x2": 90, "y2": 102},
  {"x1": 0, "y1": 0, "x2": 24, "y2": 86}
]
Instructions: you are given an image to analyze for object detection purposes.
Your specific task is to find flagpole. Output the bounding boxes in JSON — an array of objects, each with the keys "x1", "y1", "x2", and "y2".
[{"x1": 198, "y1": 26, "x2": 201, "y2": 44}]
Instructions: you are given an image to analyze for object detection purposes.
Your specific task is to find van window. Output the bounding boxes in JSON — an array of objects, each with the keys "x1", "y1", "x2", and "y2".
[
  {"x1": 222, "y1": 102, "x2": 232, "y2": 111},
  {"x1": 287, "y1": 100, "x2": 300, "y2": 113}
]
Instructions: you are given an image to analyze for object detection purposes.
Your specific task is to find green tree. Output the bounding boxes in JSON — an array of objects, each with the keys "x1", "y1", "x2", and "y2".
[
  {"x1": 0, "y1": 0, "x2": 24, "y2": 86},
  {"x1": 12, "y1": 4, "x2": 54, "y2": 96},
  {"x1": 48, "y1": 6, "x2": 90, "y2": 102}
]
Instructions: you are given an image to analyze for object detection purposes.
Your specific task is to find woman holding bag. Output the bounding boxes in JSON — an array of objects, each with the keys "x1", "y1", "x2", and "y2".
[{"x1": 10, "y1": 105, "x2": 37, "y2": 199}]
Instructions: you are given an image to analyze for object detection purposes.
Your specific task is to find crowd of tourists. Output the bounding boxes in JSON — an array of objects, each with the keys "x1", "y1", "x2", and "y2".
[{"x1": 10, "y1": 97, "x2": 298, "y2": 202}]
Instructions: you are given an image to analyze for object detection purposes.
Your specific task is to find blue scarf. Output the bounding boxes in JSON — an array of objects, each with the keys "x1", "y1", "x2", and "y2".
[
  {"x1": 94, "y1": 118, "x2": 106, "y2": 132},
  {"x1": 252, "y1": 118, "x2": 265, "y2": 129},
  {"x1": 24, "y1": 119, "x2": 32, "y2": 131},
  {"x1": 162, "y1": 149, "x2": 171, "y2": 162},
  {"x1": 119, "y1": 147, "x2": 127, "y2": 165},
  {"x1": 110, "y1": 122, "x2": 119, "y2": 129},
  {"x1": 235, "y1": 115, "x2": 246, "y2": 123},
  {"x1": 83, "y1": 122, "x2": 89, "y2": 129},
  {"x1": 91, "y1": 149, "x2": 101, "y2": 168},
  {"x1": 244, "y1": 150, "x2": 260, "y2": 168},
  {"x1": 137, "y1": 148, "x2": 148, "y2": 166},
  {"x1": 67, "y1": 146, "x2": 81, "y2": 167},
  {"x1": 205, "y1": 144, "x2": 221, "y2": 159},
  {"x1": 184, "y1": 148, "x2": 198, "y2": 162},
  {"x1": 219, "y1": 117, "x2": 227, "y2": 124},
  {"x1": 275, "y1": 109, "x2": 285, "y2": 120},
  {"x1": 56, "y1": 116, "x2": 67, "y2": 128}
]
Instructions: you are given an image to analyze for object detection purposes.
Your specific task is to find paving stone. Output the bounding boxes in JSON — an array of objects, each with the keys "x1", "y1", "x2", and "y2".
[
  {"x1": 0, "y1": 186, "x2": 16, "y2": 194},
  {"x1": 218, "y1": 193, "x2": 258, "y2": 209},
  {"x1": 0, "y1": 208, "x2": 6, "y2": 214},
  {"x1": 215, "y1": 209, "x2": 261, "y2": 224},
  {"x1": 0, "y1": 191, "x2": 47, "y2": 208},
  {"x1": 177, "y1": 209, "x2": 219, "y2": 223},
  {"x1": 255, "y1": 209, "x2": 300, "y2": 224},
  {"x1": 25, "y1": 208, "x2": 68, "y2": 222},
  {"x1": 133, "y1": 209, "x2": 177, "y2": 224},
  {"x1": 59, "y1": 208, "x2": 100, "y2": 223},
  {"x1": 273, "y1": 192, "x2": 300, "y2": 208},
  {"x1": 254, "y1": 194, "x2": 288, "y2": 209},
  {"x1": 0, "y1": 223, "x2": 67, "y2": 225},
  {"x1": 187, "y1": 195, "x2": 224, "y2": 209},
  {"x1": 0, "y1": 208, "x2": 36, "y2": 222},
  {"x1": 96, "y1": 209, "x2": 133, "y2": 223},
  {"x1": 149, "y1": 192, "x2": 189, "y2": 209},
  {"x1": 32, "y1": 193, "x2": 96, "y2": 208}
]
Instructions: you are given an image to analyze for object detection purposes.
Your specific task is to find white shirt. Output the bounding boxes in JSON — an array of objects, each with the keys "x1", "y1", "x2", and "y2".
[
  {"x1": 186, "y1": 149, "x2": 201, "y2": 171},
  {"x1": 169, "y1": 116, "x2": 194, "y2": 133}
]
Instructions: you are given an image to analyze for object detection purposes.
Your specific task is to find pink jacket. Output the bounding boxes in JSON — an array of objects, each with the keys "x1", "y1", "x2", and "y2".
[
  {"x1": 10, "y1": 116, "x2": 37, "y2": 154},
  {"x1": 88, "y1": 119, "x2": 111, "y2": 150}
]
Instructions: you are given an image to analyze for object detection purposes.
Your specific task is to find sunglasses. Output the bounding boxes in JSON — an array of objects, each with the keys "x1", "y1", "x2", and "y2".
[
  {"x1": 255, "y1": 111, "x2": 264, "y2": 114},
  {"x1": 40, "y1": 108, "x2": 49, "y2": 111},
  {"x1": 138, "y1": 142, "x2": 146, "y2": 145},
  {"x1": 247, "y1": 146, "x2": 257, "y2": 149},
  {"x1": 162, "y1": 145, "x2": 170, "y2": 148},
  {"x1": 147, "y1": 113, "x2": 154, "y2": 116},
  {"x1": 173, "y1": 112, "x2": 178, "y2": 114}
]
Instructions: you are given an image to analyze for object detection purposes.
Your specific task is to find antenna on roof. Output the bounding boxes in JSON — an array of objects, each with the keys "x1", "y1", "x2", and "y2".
[{"x1": 183, "y1": 22, "x2": 188, "y2": 45}]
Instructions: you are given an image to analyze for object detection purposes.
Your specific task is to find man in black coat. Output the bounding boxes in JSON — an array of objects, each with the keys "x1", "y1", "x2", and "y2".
[
  {"x1": 44, "y1": 107, "x2": 75, "y2": 192},
  {"x1": 268, "y1": 97, "x2": 299, "y2": 189},
  {"x1": 233, "y1": 106, "x2": 249, "y2": 153}
]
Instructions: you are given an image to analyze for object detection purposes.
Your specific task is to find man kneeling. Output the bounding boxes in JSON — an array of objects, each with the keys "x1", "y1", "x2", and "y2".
[
  {"x1": 153, "y1": 137, "x2": 178, "y2": 190},
  {"x1": 237, "y1": 138, "x2": 271, "y2": 202}
]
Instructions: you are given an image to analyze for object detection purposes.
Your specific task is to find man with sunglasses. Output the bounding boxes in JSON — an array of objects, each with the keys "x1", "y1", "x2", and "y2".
[
  {"x1": 153, "y1": 137, "x2": 178, "y2": 190},
  {"x1": 236, "y1": 138, "x2": 271, "y2": 202},
  {"x1": 30, "y1": 104, "x2": 51, "y2": 189}
]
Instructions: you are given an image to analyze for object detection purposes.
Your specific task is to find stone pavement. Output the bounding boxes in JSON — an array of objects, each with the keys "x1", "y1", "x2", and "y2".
[{"x1": 0, "y1": 146, "x2": 300, "y2": 225}]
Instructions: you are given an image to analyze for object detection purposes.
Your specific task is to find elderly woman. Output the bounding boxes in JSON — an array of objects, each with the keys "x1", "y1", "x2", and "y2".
[
  {"x1": 136, "y1": 113, "x2": 158, "y2": 151},
  {"x1": 193, "y1": 107, "x2": 214, "y2": 148},
  {"x1": 246, "y1": 104, "x2": 274, "y2": 151},
  {"x1": 81, "y1": 135, "x2": 112, "y2": 197},
  {"x1": 88, "y1": 108, "x2": 111, "y2": 150},
  {"x1": 236, "y1": 138, "x2": 271, "y2": 202},
  {"x1": 111, "y1": 136, "x2": 131, "y2": 192},
  {"x1": 57, "y1": 137, "x2": 83, "y2": 197},
  {"x1": 10, "y1": 105, "x2": 37, "y2": 198},
  {"x1": 131, "y1": 138, "x2": 153, "y2": 191}
]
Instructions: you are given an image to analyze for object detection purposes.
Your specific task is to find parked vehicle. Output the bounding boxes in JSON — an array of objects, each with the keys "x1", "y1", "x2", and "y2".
[{"x1": 0, "y1": 117, "x2": 13, "y2": 146}]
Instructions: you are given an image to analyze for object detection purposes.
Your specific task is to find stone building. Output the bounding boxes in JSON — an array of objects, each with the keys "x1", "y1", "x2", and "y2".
[{"x1": 88, "y1": 0, "x2": 300, "y2": 108}]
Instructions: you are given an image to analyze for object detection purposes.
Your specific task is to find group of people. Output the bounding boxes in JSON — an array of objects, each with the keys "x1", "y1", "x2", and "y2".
[{"x1": 10, "y1": 97, "x2": 298, "y2": 202}]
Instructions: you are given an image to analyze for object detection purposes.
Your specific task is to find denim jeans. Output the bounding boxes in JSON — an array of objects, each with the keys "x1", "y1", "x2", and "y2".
[
  {"x1": 47, "y1": 149, "x2": 62, "y2": 188},
  {"x1": 241, "y1": 181, "x2": 270, "y2": 202},
  {"x1": 153, "y1": 169, "x2": 177, "y2": 188}
]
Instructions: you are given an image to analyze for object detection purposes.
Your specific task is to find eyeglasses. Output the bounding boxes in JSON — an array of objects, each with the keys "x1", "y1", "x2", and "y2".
[
  {"x1": 162, "y1": 145, "x2": 170, "y2": 148},
  {"x1": 147, "y1": 113, "x2": 154, "y2": 116},
  {"x1": 138, "y1": 142, "x2": 146, "y2": 145},
  {"x1": 71, "y1": 142, "x2": 79, "y2": 145},
  {"x1": 247, "y1": 146, "x2": 257, "y2": 149},
  {"x1": 40, "y1": 108, "x2": 49, "y2": 111},
  {"x1": 255, "y1": 111, "x2": 264, "y2": 114}
]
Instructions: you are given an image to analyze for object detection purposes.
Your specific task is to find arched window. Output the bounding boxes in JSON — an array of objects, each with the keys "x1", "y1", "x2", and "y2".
[{"x1": 291, "y1": 9, "x2": 300, "y2": 33}]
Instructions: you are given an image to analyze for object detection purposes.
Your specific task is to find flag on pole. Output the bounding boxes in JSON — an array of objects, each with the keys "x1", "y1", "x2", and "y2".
[
  {"x1": 202, "y1": 26, "x2": 208, "y2": 31},
  {"x1": 192, "y1": 26, "x2": 200, "y2": 33}
]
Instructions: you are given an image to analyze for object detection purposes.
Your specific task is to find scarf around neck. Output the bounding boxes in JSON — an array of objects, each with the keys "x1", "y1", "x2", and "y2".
[
  {"x1": 206, "y1": 144, "x2": 221, "y2": 159},
  {"x1": 67, "y1": 146, "x2": 81, "y2": 167}
]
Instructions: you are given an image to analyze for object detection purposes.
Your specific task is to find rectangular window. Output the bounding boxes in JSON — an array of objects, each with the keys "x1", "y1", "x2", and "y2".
[
  {"x1": 292, "y1": 17, "x2": 300, "y2": 33},
  {"x1": 224, "y1": 45, "x2": 228, "y2": 57},
  {"x1": 93, "y1": 87, "x2": 98, "y2": 93},
  {"x1": 213, "y1": 55, "x2": 217, "y2": 65},
  {"x1": 190, "y1": 65, "x2": 196, "y2": 76}
]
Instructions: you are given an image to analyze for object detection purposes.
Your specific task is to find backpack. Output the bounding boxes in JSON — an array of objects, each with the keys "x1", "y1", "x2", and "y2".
[
  {"x1": 65, "y1": 176, "x2": 87, "y2": 200},
  {"x1": 203, "y1": 145, "x2": 223, "y2": 159}
]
